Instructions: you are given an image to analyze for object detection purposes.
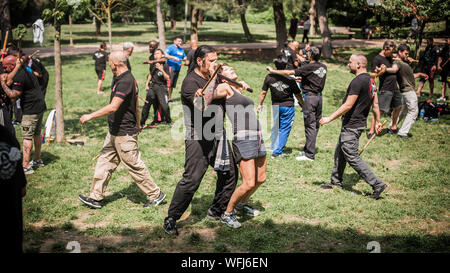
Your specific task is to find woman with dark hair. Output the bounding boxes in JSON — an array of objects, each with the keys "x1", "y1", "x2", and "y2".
[
  {"x1": 163, "y1": 45, "x2": 238, "y2": 235},
  {"x1": 206, "y1": 64, "x2": 266, "y2": 228}
]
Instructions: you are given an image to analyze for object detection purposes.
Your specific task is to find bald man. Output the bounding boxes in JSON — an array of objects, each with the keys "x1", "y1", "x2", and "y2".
[
  {"x1": 78, "y1": 51, "x2": 166, "y2": 209},
  {"x1": 319, "y1": 53, "x2": 387, "y2": 200},
  {"x1": 283, "y1": 41, "x2": 300, "y2": 69},
  {"x1": 1, "y1": 55, "x2": 46, "y2": 175}
]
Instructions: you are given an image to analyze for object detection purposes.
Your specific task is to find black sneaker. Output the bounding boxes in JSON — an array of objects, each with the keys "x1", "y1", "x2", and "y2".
[
  {"x1": 387, "y1": 127, "x2": 398, "y2": 134},
  {"x1": 163, "y1": 217, "x2": 178, "y2": 235},
  {"x1": 397, "y1": 133, "x2": 412, "y2": 139},
  {"x1": 370, "y1": 183, "x2": 387, "y2": 200},
  {"x1": 78, "y1": 194, "x2": 102, "y2": 209},
  {"x1": 321, "y1": 182, "x2": 343, "y2": 189},
  {"x1": 206, "y1": 208, "x2": 221, "y2": 220},
  {"x1": 143, "y1": 191, "x2": 166, "y2": 208}
]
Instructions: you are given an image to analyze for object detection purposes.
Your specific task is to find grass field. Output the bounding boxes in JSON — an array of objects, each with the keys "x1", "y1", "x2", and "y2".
[{"x1": 20, "y1": 47, "x2": 449, "y2": 253}]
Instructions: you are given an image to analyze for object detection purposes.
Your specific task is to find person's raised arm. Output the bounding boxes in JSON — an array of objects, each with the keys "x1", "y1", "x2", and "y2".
[
  {"x1": 414, "y1": 72, "x2": 428, "y2": 80},
  {"x1": 320, "y1": 94, "x2": 358, "y2": 125},
  {"x1": 266, "y1": 66, "x2": 295, "y2": 76},
  {"x1": 0, "y1": 73, "x2": 22, "y2": 102}
]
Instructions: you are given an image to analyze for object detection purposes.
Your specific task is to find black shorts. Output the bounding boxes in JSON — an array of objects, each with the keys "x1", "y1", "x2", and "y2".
[
  {"x1": 378, "y1": 90, "x2": 403, "y2": 113},
  {"x1": 439, "y1": 67, "x2": 449, "y2": 83},
  {"x1": 169, "y1": 69, "x2": 180, "y2": 88},
  {"x1": 96, "y1": 68, "x2": 106, "y2": 80},
  {"x1": 419, "y1": 65, "x2": 436, "y2": 82},
  {"x1": 232, "y1": 132, "x2": 266, "y2": 164}
]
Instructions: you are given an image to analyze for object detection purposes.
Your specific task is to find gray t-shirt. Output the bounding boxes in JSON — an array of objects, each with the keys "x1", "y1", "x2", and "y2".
[{"x1": 394, "y1": 59, "x2": 415, "y2": 93}]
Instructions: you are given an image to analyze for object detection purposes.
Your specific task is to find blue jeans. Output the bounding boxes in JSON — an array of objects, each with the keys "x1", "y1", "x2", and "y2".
[{"x1": 271, "y1": 106, "x2": 295, "y2": 155}]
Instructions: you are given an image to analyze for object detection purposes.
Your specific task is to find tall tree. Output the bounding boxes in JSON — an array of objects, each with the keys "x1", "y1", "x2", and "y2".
[
  {"x1": 156, "y1": 0, "x2": 166, "y2": 50},
  {"x1": 309, "y1": 0, "x2": 317, "y2": 36},
  {"x1": 43, "y1": 0, "x2": 70, "y2": 144},
  {"x1": 272, "y1": 0, "x2": 287, "y2": 53},
  {"x1": 88, "y1": 0, "x2": 124, "y2": 49},
  {"x1": 0, "y1": 0, "x2": 12, "y2": 45},
  {"x1": 167, "y1": 0, "x2": 177, "y2": 30},
  {"x1": 190, "y1": 5, "x2": 199, "y2": 42},
  {"x1": 316, "y1": 0, "x2": 332, "y2": 58},
  {"x1": 237, "y1": 0, "x2": 254, "y2": 42}
]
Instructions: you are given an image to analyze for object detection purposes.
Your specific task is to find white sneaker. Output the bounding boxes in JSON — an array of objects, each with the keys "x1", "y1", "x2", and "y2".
[
  {"x1": 299, "y1": 151, "x2": 305, "y2": 156},
  {"x1": 437, "y1": 96, "x2": 446, "y2": 102},
  {"x1": 296, "y1": 155, "x2": 314, "y2": 161}
]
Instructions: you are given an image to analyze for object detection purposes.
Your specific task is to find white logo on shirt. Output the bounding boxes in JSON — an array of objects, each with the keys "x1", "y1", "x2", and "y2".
[
  {"x1": 271, "y1": 81, "x2": 289, "y2": 93},
  {"x1": 313, "y1": 67, "x2": 327, "y2": 78},
  {"x1": 94, "y1": 52, "x2": 104, "y2": 59}
]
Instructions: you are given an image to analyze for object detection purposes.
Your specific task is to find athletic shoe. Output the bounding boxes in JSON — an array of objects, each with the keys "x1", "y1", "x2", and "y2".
[
  {"x1": 387, "y1": 127, "x2": 398, "y2": 134},
  {"x1": 143, "y1": 191, "x2": 166, "y2": 208},
  {"x1": 236, "y1": 203, "x2": 260, "y2": 217},
  {"x1": 369, "y1": 183, "x2": 387, "y2": 200},
  {"x1": 367, "y1": 132, "x2": 374, "y2": 139},
  {"x1": 78, "y1": 194, "x2": 102, "y2": 209},
  {"x1": 149, "y1": 121, "x2": 160, "y2": 128},
  {"x1": 271, "y1": 153, "x2": 286, "y2": 159},
  {"x1": 221, "y1": 211, "x2": 241, "y2": 229},
  {"x1": 320, "y1": 182, "x2": 343, "y2": 189},
  {"x1": 30, "y1": 159, "x2": 45, "y2": 167},
  {"x1": 23, "y1": 166, "x2": 34, "y2": 175},
  {"x1": 206, "y1": 208, "x2": 221, "y2": 220},
  {"x1": 397, "y1": 133, "x2": 412, "y2": 139},
  {"x1": 163, "y1": 217, "x2": 178, "y2": 235},
  {"x1": 437, "y1": 96, "x2": 446, "y2": 102},
  {"x1": 295, "y1": 155, "x2": 314, "y2": 161}
]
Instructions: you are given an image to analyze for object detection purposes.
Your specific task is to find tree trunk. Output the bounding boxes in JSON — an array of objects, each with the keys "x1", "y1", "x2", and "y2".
[
  {"x1": 237, "y1": 0, "x2": 253, "y2": 42},
  {"x1": 0, "y1": 0, "x2": 12, "y2": 44},
  {"x1": 414, "y1": 20, "x2": 426, "y2": 60},
  {"x1": 184, "y1": 0, "x2": 188, "y2": 42},
  {"x1": 107, "y1": 6, "x2": 112, "y2": 50},
  {"x1": 69, "y1": 14, "x2": 73, "y2": 46},
  {"x1": 190, "y1": 6, "x2": 198, "y2": 42},
  {"x1": 309, "y1": 0, "x2": 317, "y2": 36},
  {"x1": 170, "y1": 2, "x2": 176, "y2": 30},
  {"x1": 228, "y1": 14, "x2": 232, "y2": 31},
  {"x1": 272, "y1": 0, "x2": 287, "y2": 53},
  {"x1": 156, "y1": 0, "x2": 166, "y2": 50},
  {"x1": 95, "y1": 17, "x2": 101, "y2": 35},
  {"x1": 316, "y1": 0, "x2": 332, "y2": 58},
  {"x1": 54, "y1": 24, "x2": 65, "y2": 143},
  {"x1": 198, "y1": 9, "x2": 204, "y2": 26}
]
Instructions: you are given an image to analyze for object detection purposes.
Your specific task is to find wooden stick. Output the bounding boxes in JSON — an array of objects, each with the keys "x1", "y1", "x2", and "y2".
[
  {"x1": 138, "y1": 96, "x2": 149, "y2": 104},
  {"x1": 28, "y1": 50, "x2": 40, "y2": 59},
  {"x1": 1, "y1": 30, "x2": 8, "y2": 62},
  {"x1": 359, "y1": 120, "x2": 387, "y2": 156},
  {"x1": 200, "y1": 64, "x2": 222, "y2": 110},
  {"x1": 93, "y1": 154, "x2": 100, "y2": 161}
]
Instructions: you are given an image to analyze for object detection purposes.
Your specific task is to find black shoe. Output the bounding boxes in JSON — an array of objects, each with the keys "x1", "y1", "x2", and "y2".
[
  {"x1": 163, "y1": 217, "x2": 178, "y2": 235},
  {"x1": 206, "y1": 208, "x2": 221, "y2": 220},
  {"x1": 321, "y1": 182, "x2": 343, "y2": 189},
  {"x1": 397, "y1": 133, "x2": 412, "y2": 139},
  {"x1": 78, "y1": 194, "x2": 102, "y2": 209},
  {"x1": 143, "y1": 191, "x2": 166, "y2": 208},
  {"x1": 369, "y1": 183, "x2": 387, "y2": 200},
  {"x1": 387, "y1": 128, "x2": 399, "y2": 134},
  {"x1": 367, "y1": 132, "x2": 374, "y2": 139}
]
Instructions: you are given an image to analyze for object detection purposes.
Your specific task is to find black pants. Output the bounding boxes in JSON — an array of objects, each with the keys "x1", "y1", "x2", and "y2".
[
  {"x1": 302, "y1": 29, "x2": 309, "y2": 43},
  {"x1": 168, "y1": 139, "x2": 238, "y2": 220},
  {"x1": 153, "y1": 83, "x2": 171, "y2": 123},
  {"x1": 1, "y1": 105, "x2": 15, "y2": 137},
  {"x1": 141, "y1": 84, "x2": 160, "y2": 126},
  {"x1": 303, "y1": 93, "x2": 322, "y2": 159}
]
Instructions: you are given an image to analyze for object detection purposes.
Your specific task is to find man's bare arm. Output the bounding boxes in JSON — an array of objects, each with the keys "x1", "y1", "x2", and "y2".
[
  {"x1": 1, "y1": 76, "x2": 22, "y2": 102},
  {"x1": 80, "y1": 97, "x2": 124, "y2": 124},
  {"x1": 266, "y1": 66, "x2": 295, "y2": 76},
  {"x1": 320, "y1": 94, "x2": 358, "y2": 125}
]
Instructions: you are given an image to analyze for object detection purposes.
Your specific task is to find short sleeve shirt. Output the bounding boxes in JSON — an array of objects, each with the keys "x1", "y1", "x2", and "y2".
[
  {"x1": 166, "y1": 44, "x2": 186, "y2": 71},
  {"x1": 150, "y1": 63, "x2": 170, "y2": 86},
  {"x1": 93, "y1": 50, "x2": 108, "y2": 70},
  {"x1": 294, "y1": 62, "x2": 327, "y2": 94},
  {"x1": 262, "y1": 74, "x2": 300, "y2": 107},
  {"x1": 108, "y1": 71, "x2": 139, "y2": 136},
  {"x1": 12, "y1": 67, "x2": 46, "y2": 115},
  {"x1": 284, "y1": 47, "x2": 299, "y2": 69},
  {"x1": 394, "y1": 59, "x2": 415, "y2": 93},
  {"x1": 342, "y1": 73, "x2": 376, "y2": 129},
  {"x1": 371, "y1": 54, "x2": 398, "y2": 91}
]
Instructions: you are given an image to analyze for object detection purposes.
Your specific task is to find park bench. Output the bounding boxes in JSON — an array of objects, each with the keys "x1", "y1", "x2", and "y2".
[{"x1": 329, "y1": 26, "x2": 356, "y2": 38}]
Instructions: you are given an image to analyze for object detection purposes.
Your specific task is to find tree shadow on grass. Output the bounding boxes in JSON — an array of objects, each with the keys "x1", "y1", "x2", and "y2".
[{"x1": 40, "y1": 151, "x2": 60, "y2": 166}]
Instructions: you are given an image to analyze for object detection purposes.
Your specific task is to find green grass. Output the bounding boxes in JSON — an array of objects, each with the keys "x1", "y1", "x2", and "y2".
[{"x1": 21, "y1": 47, "x2": 449, "y2": 253}]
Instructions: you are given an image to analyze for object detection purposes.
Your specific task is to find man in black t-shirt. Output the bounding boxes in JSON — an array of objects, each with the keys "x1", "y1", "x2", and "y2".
[
  {"x1": 368, "y1": 40, "x2": 402, "y2": 138},
  {"x1": 163, "y1": 45, "x2": 238, "y2": 236},
  {"x1": 437, "y1": 38, "x2": 449, "y2": 101},
  {"x1": 28, "y1": 57, "x2": 49, "y2": 97},
  {"x1": 319, "y1": 53, "x2": 387, "y2": 200},
  {"x1": 417, "y1": 38, "x2": 440, "y2": 97},
  {"x1": 2, "y1": 55, "x2": 46, "y2": 175},
  {"x1": 141, "y1": 48, "x2": 171, "y2": 127},
  {"x1": 267, "y1": 46, "x2": 327, "y2": 161},
  {"x1": 92, "y1": 42, "x2": 108, "y2": 94},
  {"x1": 283, "y1": 41, "x2": 300, "y2": 69},
  {"x1": 259, "y1": 55, "x2": 304, "y2": 157},
  {"x1": 78, "y1": 51, "x2": 165, "y2": 210}
]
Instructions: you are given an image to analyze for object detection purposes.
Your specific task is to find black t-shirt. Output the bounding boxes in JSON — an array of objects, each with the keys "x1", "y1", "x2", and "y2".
[
  {"x1": 283, "y1": 47, "x2": 298, "y2": 69},
  {"x1": 421, "y1": 45, "x2": 440, "y2": 66},
  {"x1": 181, "y1": 71, "x2": 225, "y2": 139},
  {"x1": 226, "y1": 88, "x2": 260, "y2": 133},
  {"x1": 12, "y1": 67, "x2": 46, "y2": 115},
  {"x1": 294, "y1": 62, "x2": 327, "y2": 94},
  {"x1": 126, "y1": 58, "x2": 132, "y2": 71},
  {"x1": 150, "y1": 62, "x2": 170, "y2": 86},
  {"x1": 262, "y1": 74, "x2": 300, "y2": 107},
  {"x1": 29, "y1": 58, "x2": 49, "y2": 93},
  {"x1": 371, "y1": 54, "x2": 397, "y2": 91},
  {"x1": 93, "y1": 50, "x2": 108, "y2": 70},
  {"x1": 342, "y1": 73, "x2": 376, "y2": 129},
  {"x1": 108, "y1": 70, "x2": 139, "y2": 136},
  {"x1": 441, "y1": 45, "x2": 449, "y2": 69},
  {"x1": 187, "y1": 49, "x2": 196, "y2": 66},
  {"x1": 289, "y1": 18, "x2": 299, "y2": 33}
]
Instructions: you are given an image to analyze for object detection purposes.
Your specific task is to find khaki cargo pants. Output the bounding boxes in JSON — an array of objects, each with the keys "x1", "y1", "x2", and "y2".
[{"x1": 89, "y1": 132, "x2": 160, "y2": 201}]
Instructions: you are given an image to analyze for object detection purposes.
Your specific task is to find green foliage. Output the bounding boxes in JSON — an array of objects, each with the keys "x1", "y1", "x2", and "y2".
[
  {"x1": 13, "y1": 24, "x2": 28, "y2": 39},
  {"x1": 42, "y1": 0, "x2": 70, "y2": 26}
]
